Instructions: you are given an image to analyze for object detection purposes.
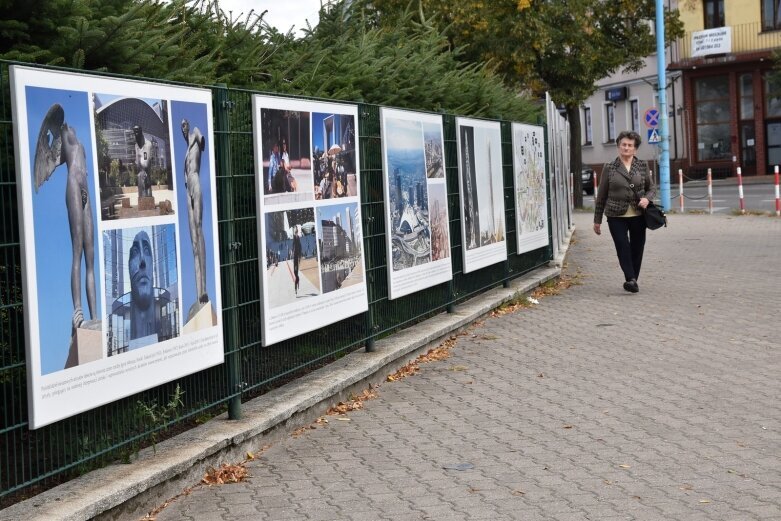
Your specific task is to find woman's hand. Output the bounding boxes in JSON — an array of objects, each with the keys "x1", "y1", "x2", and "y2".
[
  {"x1": 593, "y1": 223, "x2": 601, "y2": 235},
  {"x1": 638, "y1": 197, "x2": 650, "y2": 209}
]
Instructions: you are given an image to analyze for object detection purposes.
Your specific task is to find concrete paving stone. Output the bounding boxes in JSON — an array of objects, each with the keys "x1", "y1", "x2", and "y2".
[
  {"x1": 93, "y1": 213, "x2": 781, "y2": 521},
  {"x1": 254, "y1": 506, "x2": 307, "y2": 519}
]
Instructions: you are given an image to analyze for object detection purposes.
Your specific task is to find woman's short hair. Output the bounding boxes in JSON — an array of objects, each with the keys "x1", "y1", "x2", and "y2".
[{"x1": 616, "y1": 130, "x2": 642, "y2": 148}]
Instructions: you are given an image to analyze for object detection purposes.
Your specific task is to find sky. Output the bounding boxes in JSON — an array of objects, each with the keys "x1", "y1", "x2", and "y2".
[{"x1": 217, "y1": 0, "x2": 326, "y2": 35}]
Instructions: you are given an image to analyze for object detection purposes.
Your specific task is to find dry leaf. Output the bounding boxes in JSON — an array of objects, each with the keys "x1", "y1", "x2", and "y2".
[
  {"x1": 512, "y1": 490, "x2": 525, "y2": 496},
  {"x1": 562, "y1": 425, "x2": 573, "y2": 429},
  {"x1": 619, "y1": 464, "x2": 631, "y2": 469},
  {"x1": 202, "y1": 464, "x2": 248, "y2": 485},
  {"x1": 245, "y1": 452, "x2": 255, "y2": 461}
]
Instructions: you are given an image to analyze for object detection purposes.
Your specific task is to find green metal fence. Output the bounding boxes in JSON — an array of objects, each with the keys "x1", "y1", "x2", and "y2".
[{"x1": 0, "y1": 62, "x2": 553, "y2": 504}]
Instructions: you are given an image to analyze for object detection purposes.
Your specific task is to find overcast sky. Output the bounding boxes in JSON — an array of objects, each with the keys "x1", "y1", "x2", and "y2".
[{"x1": 217, "y1": 0, "x2": 326, "y2": 35}]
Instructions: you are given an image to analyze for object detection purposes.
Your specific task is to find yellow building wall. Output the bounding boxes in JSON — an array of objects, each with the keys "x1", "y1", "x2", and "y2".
[{"x1": 676, "y1": 1, "x2": 777, "y2": 57}]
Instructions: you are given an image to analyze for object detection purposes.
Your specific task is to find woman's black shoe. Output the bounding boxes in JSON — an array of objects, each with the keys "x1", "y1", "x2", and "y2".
[{"x1": 623, "y1": 279, "x2": 639, "y2": 293}]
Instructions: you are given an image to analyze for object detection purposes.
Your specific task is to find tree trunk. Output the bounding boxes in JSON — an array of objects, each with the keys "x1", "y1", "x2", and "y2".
[{"x1": 566, "y1": 104, "x2": 583, "y2": 209}]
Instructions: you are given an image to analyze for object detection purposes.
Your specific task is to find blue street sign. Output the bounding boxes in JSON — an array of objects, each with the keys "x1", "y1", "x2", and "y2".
[
  {"x1": 648, "y1": 128, "x2": 661, "y2": 144},
  {"x1": 644, "y1": 108, "x2": 660, "y2": 128}
]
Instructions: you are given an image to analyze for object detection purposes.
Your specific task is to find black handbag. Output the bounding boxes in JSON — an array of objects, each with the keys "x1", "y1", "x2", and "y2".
[
  {"x1": 626, "y1": 169, "x2": 667, "y2": 230},
  {"x1": 643, "y1": 202, "x2": 667, "y2": 230}
]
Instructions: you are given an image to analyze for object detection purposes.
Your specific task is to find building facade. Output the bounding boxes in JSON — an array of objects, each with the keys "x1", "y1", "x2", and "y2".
[
  {"x1": 580, "y1": 51, "x2": 687, "y2": 177},
  {"x1": 670, "y1": 0, "x2": 781, "y2": 178}
]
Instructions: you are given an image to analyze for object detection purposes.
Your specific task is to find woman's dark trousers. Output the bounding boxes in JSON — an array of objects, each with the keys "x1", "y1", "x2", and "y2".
[{"x1": 607, "y1": 215, "x2": 646, "y2": 281}]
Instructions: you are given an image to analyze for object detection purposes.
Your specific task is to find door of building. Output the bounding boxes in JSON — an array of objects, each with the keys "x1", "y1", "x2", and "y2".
[{"x1": 739, "y1": 123, "x2": 756, "y2": 175}]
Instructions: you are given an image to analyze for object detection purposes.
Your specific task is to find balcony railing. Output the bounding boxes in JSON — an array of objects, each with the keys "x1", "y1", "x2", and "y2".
[{"x1": 673, "y1": 21, "x2": 781, "y2": 62}]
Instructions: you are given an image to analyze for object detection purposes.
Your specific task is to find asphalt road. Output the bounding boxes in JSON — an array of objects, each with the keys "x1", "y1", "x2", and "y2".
[{"x1": 582, "y1": 183, "x2": 779, "y2": 214}]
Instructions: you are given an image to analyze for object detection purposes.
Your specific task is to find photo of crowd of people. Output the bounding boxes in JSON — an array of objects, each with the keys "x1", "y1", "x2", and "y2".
[{"x1": 259, "y1": 108, "x2": 314, "y2": 204}]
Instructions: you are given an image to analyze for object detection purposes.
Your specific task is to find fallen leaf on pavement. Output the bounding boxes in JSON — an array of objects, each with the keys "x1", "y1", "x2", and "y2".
[{"x1": 202, "y1": 463, "x2": 248, "y2": 485}]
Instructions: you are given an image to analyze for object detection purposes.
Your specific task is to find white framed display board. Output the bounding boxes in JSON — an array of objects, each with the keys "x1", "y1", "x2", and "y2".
[
  {"x1": 511, "y1": 122, "x2": 550, "y2": 254},
  {"x1": 252, "y1": 95, "x2": 368, "y2": 346},
  {"x1": 380, "y1": 107, "x2": 452, "y2": 299},
  {"x1": 455, "y1": 117, "x2": 507, "y2": 273},
  {"x1": 10, "y1": 66, "x2": 224, "y2": 428}
]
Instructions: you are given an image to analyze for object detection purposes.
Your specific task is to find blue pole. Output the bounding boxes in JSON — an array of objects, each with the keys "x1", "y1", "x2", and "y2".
[{"x1": 656, "y1": 0, "x2": 670, "y2": 210}]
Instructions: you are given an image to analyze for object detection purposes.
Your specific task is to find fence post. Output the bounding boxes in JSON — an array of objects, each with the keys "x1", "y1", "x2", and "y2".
[
  {"x1": 737, "y1": 166, "x2": 745, "y2": 214},
  {"x1": 678, "y1": 169, "x2": 684, "y2": 212},
  {"x1": 215, "y1": 83, "x2": 242, "y2": 420},
  {"x1": 707, "y1": 168, "x2": 713, "y2": 215}
]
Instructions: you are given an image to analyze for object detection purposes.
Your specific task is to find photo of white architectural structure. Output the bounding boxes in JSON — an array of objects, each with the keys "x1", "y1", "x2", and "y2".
[
  {"x1": 380, "y1": 108, "x2": 452, "y2": 299},
  {"x1": 456, "y1": 117, "x2": 507, "y2": 273}
]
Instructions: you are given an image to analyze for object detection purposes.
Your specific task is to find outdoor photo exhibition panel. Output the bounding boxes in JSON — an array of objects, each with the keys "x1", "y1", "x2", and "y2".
[
  {"x1": 10, "y1": 66, "x2": 224, "y2": 428},
  {"x1": 380, "y1": 108, "x2": 452, "y2": 299},
  {"x1": 511, "y1": 122, "x2": 550, "y2": 254},
  {"x1": 252, "y1": 95, "x2": 368, "y2": 346},
  {"x1": 455, "y1": 117, "x2": 507, "y2": 273}
]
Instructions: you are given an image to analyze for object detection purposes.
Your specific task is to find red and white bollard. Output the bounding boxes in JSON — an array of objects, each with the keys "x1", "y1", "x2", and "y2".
[
  {"x1": 775, "y1": 165, "x2": 780, "y2": 217},
  {"x1": 737, "y1": 166, "x2": 745, "y2": 214},
  {"x1": 707, "y1": 168, "x2": 713, "y2": 215},
  {"x1": 593, "y1": 169, "x2": 599, "y2": 195},
  {"x1": 678, "y1": 169, "x2": 684, "y2": 212}
]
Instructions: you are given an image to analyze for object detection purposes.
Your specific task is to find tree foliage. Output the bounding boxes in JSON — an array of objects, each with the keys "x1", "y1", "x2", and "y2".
[
  {"x1": 0, "y1": 0, "x2": 538, "y2": 121},
  {"x1": 361, "y1": 0, "x2": 684, "y2": 205},
  {"x1": 255, "y1": 2, "x2": 538, "y2": 120}
]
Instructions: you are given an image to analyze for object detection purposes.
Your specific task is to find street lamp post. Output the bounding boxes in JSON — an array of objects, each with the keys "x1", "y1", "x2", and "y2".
[{"x1": 656, "y1": 0, "x2": 671, "y2": 210}]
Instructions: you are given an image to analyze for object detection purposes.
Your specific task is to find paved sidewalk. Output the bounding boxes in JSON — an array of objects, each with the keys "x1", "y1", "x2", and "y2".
[{"x1": 150, "y1": 211, "x2": 779, "y2": 521}]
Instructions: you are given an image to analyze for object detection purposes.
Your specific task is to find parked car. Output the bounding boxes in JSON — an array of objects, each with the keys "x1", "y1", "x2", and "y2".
[{"x1": 581, "y1": 168, "x2": 595, "y2": 195}]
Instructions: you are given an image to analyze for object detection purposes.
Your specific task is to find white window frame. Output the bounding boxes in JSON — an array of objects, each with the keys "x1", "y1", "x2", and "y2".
[
  {"x1": 583, "y1": 106, "x2": 593, "y2": 145},
  {"x1": 604, "y1": 102, "x2": 616, "y2": 143},
  {"x1": 630, "y1": 98, "x2": 640, "y2": 132}
]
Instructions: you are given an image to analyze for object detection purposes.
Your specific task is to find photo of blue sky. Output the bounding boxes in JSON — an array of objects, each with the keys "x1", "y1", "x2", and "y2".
[
  {"x1": 170, "y1": 100, "x2": 217, "y2": 320},
  {"x1": 24, "y1": 86, "x2": 103, "y2": 375}
]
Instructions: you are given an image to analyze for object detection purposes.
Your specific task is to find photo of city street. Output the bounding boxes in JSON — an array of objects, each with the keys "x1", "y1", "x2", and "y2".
[
  {"x1": 264, "y1": 208, "x2": 320, "y2": 308},
  {"x1": 258, "y1": 106, "x2": 314, "y2": 204},
  {"x1": 316, "y1": 203, "x2": 363, "y2": 293},
  {"x1": 312, "y1": 112, "x2": 357, "y2": 199}
]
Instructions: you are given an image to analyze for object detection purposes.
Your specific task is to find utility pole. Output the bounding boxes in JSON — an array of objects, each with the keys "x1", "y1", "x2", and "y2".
[{"x1": 656, "y1": 0, "x2": 671, "y2": 210}]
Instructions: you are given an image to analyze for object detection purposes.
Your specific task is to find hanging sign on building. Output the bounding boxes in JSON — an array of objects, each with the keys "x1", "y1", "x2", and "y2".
[{"x1": 691, "y1": 27, "x2": 732, "y2": 58}]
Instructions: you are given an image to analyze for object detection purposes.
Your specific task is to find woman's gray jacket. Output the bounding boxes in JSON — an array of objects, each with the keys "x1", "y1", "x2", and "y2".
[{"x1": 593, "y1": 157, "x2": 656, "y2": 224}]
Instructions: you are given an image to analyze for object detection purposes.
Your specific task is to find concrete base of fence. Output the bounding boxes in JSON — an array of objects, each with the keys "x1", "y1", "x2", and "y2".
[{"x1": 3, "y1": 231, "x2": 571, "y2": 521}]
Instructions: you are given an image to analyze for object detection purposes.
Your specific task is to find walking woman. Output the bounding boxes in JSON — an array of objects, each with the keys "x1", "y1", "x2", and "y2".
[{"x1": 593, "y1": 130, "x2": 656, "y2": 293}]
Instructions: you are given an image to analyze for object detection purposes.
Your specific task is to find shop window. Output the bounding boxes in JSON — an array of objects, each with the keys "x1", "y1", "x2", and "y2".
[
  {"x1": 704, "y1": 0, "x2": 725, "y2": 28},
  {"x1": 694, "y1": 76, "x2": 730, "y2": 161},
  {"x1": 765, "y1": 74, "x2": 781, "y2": 117},
  {"x1": 583, "y1": 107, "x2": 592, "y2": 145},
  {"x1": 739, "y1": 73, "x2": 754, "y2": 120},
  {"x1": 762, "y1": 0, "x2": 781, "y2": 31}
]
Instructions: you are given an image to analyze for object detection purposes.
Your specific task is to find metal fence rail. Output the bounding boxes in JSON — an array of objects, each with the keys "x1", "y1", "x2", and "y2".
[{"x1": 0, "y1": 61, "x2": 554, "y2": 504}]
